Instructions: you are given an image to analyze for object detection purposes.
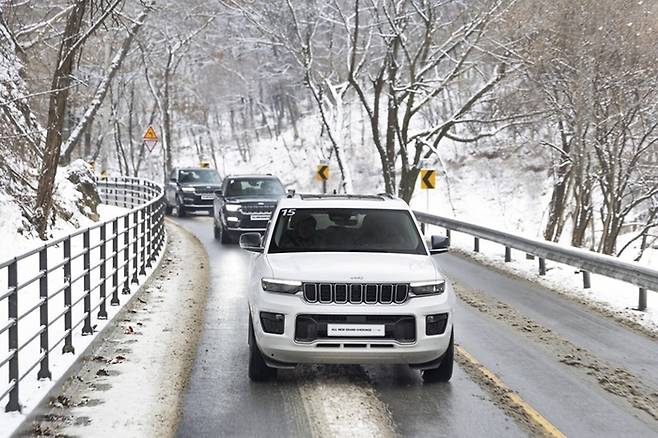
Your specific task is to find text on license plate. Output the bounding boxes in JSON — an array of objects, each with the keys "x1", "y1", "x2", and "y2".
[
  {"x1": 200, "y1": 194, "x2": 214, "y2": 200},
  {"x1": 327, "y1": 324, "x2": 385, "y2": 337},
  {"x1": 250, "y1": 213, "x2": 271, "y2": 221}
]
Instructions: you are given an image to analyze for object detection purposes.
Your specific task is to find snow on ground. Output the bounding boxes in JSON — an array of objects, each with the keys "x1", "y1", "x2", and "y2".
[{"x1": 0, "y1": 160, "x2": 108, "y2": 263}]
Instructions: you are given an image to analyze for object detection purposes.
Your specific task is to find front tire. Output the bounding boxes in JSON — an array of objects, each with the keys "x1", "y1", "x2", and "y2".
[
  {"x1": 220, "y1": 226, "x2": 233, "y2": 244},
  {"x1": 176, "y1": 197, "x2": 186, "y2": 217},
  {"x1": 422, "y1": 329, "x2": 454, "y2": 383},
  {"x1": 165, "y1": 203, "x2": 173, "y2": 215},
  {"x1": 248, "y1": 316, "x2": 277, "y2": 382}
]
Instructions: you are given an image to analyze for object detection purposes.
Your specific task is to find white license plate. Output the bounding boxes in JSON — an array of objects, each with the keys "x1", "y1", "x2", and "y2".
[
  {"x1": 200, "y1": 194, "x2": 214, "y2": 200},
  {"x1": 327, "y1": 324, "x2": 385, "y2": 337},
  {"x1": 250, "y1": 213, "x2": 271, "y2": 221}
]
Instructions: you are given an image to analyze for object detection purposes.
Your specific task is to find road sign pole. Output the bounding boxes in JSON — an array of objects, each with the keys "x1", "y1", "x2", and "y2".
[{"x1": 322, "y1": 179, "x2": 327, "y2": 194}]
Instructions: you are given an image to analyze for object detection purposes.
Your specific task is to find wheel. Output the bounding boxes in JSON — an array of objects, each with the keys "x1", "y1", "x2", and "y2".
[
  {"x1": 422, "y1": 329, "x2": 454, "y2": 383},
  {"x1": 220, "y1": 226, "x2": 232, "y2": 244},
  {"x1": 248, "y1": 315, "x2": 277, "y2": 381},
  {"x1": 176, "y1": 197, "x2": 186, "y2": 217},
  {"x1": 165, "y1": 203, "x2": 172, "y2": 215}
]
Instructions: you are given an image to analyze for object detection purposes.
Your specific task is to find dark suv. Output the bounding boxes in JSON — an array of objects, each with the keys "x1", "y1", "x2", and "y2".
[
  {"x1": 165, "y1": 167, "x2": 222, "y2": 216},
  {"x1": 213, "y1": 175, "x2": 285, "y2": 243}
]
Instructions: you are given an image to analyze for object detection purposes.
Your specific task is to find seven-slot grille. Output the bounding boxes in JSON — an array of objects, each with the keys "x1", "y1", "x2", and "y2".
[
  {"x1": 239, "y1": 203, "x2": 277, "y2": 214},
  {"x1": 303, "y1": 283, "x2": 409, "y2": 304}
]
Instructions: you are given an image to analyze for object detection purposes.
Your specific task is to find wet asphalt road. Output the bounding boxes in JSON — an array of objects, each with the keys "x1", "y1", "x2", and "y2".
[{"x1": 173, "y1": 215, "x2": 658, "y2": 437}]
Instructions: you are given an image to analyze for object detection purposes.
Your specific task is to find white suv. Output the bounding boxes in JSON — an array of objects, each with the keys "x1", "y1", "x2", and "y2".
[{"x1": 239, "y1": 194, "x2": 455, "y2": 382}]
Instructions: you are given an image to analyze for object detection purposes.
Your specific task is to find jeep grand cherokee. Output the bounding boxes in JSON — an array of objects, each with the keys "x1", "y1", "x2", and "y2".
[{"x1": 239, "y1": 193, "x2": 454, "y2": 382}]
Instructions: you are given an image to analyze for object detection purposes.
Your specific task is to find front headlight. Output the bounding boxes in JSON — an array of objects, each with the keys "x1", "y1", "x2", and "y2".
[
  {"x1": 261, "y1": 278, "x2": 302, "y2": 294},
  {"x1": 181, "y1": 187, "x2": 195, "y2": 193},
  {"x1": 225, "y1": 203, "x2": 240, "y2": 212},
  {"x1": 410, "y1": 280, "x2": 446, "y2": 296}
]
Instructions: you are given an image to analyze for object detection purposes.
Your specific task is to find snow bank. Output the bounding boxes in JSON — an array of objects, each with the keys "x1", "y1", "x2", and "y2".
[{"x1": 0, "y1": 160, "x2": 103, "y2": 263}]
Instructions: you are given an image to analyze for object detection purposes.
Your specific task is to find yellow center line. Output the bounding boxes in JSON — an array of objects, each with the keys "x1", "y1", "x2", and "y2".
[{"x1": 456, "y1": 345, "x2": 567, "y2": 438}]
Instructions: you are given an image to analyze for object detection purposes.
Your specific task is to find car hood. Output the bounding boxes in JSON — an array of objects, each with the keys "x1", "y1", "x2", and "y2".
[{"x1": 265, "y1": 252, "x2": 439, "y2": 283}]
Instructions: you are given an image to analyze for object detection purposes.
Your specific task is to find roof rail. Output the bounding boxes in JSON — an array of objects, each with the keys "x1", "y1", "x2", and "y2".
[{"x1": 297, "y1": 194, "x2": 390, "y2": 201}]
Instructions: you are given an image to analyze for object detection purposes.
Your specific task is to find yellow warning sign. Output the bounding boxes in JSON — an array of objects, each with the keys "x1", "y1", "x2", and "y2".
[
  {"x1": 420, "y1": 169, "x2": 436, "y2": 189},
  {"x1": 144, "y1": 126, "x2": 158, "y2": 142},
  {"x1": 316, "y1": 164, "x2": 329, "y2": 181}
]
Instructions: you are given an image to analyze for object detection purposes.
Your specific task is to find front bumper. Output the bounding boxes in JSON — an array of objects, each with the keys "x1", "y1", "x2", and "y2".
[
  {"x1": 181, "y1": 194, "x2": 214, "y2": 209},
  {"x1": 250, "y1": 287, "x2": 454, "y2": 366}
]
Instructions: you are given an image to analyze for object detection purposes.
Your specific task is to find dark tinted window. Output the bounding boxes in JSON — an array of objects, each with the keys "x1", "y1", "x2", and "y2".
[
  {"x1": 225, "y1": 178, "x2": 284, "y2": 197},
  {"x1": 178, "y1": 169, "x2": 221, "y2": 184},
  {"x1": 268, "y1": 208, "x2": 425, "y2": 254}
]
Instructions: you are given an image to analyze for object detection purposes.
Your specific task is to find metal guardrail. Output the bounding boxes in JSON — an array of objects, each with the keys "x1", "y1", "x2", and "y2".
[
  {"x1": 0, "y1": 176, "x2": 165, "y2": 412},
  {"x1": 415, "y1": 211, "x2": 657, "y2": 311}
]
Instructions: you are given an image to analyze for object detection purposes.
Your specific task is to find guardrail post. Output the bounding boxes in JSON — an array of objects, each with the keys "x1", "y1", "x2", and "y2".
[
  {"x1": 505, "y1": 246, "x2": 512, "y2": 262},
  {"x1": 5, "y1": 259, "x2": 20, "y2": 412},
  {"x1": 62, "y1": 237, "x2": 74, "y2": 354},
  {"x1": 82, "y1": 230, "x2": 93, "y2": 335},
  {"x1": 140, "y1": 206, "x2": 147, "y2": 275},
  {"x1": 98, "y1": 223, "x2": 108, "y2": 319},
  {"x1": 582, "y1": 271, "x2": 591, "y2": 289},
  {"x1": 146, "y1": 202, "x2": 153, "y2": 268},
  {"x1": 37, "y1": 247, "x2": 51, "y2": 380},
  {"x1": 111, "y1": 219, "x2": 120, "y2": 305},
  {"x1": 539, "y1": 258, "x2": 546, "y2": 276},
  {"x1": 131, "y1": 210, "x2": 139, "y2": 284},
  {"x1": 122, "y1": 214, "x2": 130, "y2": 294},
  {"x1": 638, "y1": 288, "x2": 647, "y2": 311},
  {"x1": 474, "y1": 237, "x2": 479, "y2": 252},
  {"x1": 154, "y1": 198, "x2": 163, "y2": 257}
]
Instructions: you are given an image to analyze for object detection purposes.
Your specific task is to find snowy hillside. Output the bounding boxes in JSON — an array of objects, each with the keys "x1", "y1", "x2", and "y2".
[{"x1": 0, "y1": 21, "x2": 103, "y2": 254}]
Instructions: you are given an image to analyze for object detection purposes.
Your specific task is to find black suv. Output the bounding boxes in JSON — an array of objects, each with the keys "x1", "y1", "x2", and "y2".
[
  {"x1": 165, "y1": 167, "x2": 222, "y2": 216},
  {"x1": 213, "y1": 175, "x2": 285, "y2": 243}
]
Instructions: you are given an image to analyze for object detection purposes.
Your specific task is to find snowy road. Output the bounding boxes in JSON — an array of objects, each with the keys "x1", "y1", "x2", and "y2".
[{"x1": 174, "y1": 215, "x2": 658, "y2": 438}]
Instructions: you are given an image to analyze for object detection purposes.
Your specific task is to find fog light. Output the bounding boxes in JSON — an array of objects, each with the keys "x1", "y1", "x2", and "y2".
[
  {"x1": 426, "y1": 313, "x2": 448, "y2": 336},
  {"x1": 260, "y1": 312, "x2": 285, "y2": 334},
  {"x1": 227, "y1": 216, "x2": 239, "y2": 222}
]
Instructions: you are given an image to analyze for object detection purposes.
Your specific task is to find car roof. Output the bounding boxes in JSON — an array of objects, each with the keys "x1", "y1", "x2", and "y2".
[
  {"x1": 277, "y1": 194, "x2": 410, "y2": 210},
  {"x1": 178, "y1": 167, "x2": 219, "y2": 171}
]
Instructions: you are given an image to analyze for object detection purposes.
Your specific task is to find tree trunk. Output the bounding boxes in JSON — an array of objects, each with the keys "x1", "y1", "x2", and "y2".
[
  {"x1": 544, "y1": 168, "x2": 572, "y2": 241},
  {"x1": 34, "y1": 1, "x2": 87, "y2": 239}
]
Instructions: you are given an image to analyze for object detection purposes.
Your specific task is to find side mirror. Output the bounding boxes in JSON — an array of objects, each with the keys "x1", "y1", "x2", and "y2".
[
  {"x1": 239, "y1": 232, "x2": 264, "y2": 253},
  {"x1": 429, "y1": 235, "x2": 450, "y2": 255}
]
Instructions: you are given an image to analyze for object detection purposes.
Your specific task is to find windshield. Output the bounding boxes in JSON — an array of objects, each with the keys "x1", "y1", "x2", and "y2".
[
  {"x1": 225, "y1": 178, "x2": 285, "y2": 197},
  {"x1": 268, "y1": 208, "x2": 426, "y2": 254},
  {"x1": 179, "y1": 169, "x2": 221, "y2": 184}
]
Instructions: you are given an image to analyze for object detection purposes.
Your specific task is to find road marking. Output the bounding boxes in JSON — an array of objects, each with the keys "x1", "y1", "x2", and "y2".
[{"x1": 456, "y1": 345, "x2": 567, "y2": 438}]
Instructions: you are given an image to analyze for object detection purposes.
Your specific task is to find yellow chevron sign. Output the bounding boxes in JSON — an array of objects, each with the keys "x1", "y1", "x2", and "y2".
[
  {"x1": 420, "y1": 169, "x2": 436, "y2": 189},
  {"x1": 316, "y1": 164, "x2": 329, "y2": 181}
]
